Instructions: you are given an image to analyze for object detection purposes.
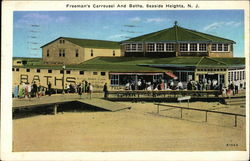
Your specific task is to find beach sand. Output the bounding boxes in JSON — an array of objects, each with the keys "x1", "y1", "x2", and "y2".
[{"x1": 13, "y1": 101, "x2": 246, "y2": 152}]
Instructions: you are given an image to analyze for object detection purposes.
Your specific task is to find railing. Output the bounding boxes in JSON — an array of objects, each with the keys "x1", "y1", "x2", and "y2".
[
  {"x1": 155, "y1": 103, "x2": 245, "y2": 127},
  {"x1": 107, "y1": 90, "x2": 221, "y2": 98}
]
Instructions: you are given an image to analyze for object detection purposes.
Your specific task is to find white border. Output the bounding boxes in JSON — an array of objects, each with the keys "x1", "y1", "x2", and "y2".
[{"x1": 1, "y1": 1, "x2": 249, "y2": 161}]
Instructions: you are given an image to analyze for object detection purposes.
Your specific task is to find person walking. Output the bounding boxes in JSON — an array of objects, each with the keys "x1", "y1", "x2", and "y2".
[
  {"x1": 78, "y1": 83, "x2": 83, "y2": 99},
  {"x1": 103, "y1": 83, "x2": 108, "y2": 98},
  {"x1": 88, "y1": 83, "x2": 93, "y2": 99},
  {"x1": 32, "y1": 81, "x2": 38, "y2": 97},
  {"x1": 48, "y1": 81, "x2": 52, "y2": 96}
]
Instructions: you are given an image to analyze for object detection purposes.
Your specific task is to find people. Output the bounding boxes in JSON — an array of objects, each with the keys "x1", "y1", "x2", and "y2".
[
  {"x1": 32, "y1": 81, "x2": 38, "y2": 97},
  {"x1": 103, "y1": 83, "x2": 108, "y2": 98},
  {"x1": 48, "y1": 81, "x2": 52, "y2": 96},
  {"x1": 88, "y1": 83, "x2": 93, "y2": 99},
  {"x1": 177, "y1": 81, "x2": 183, "y2": 90},
  {"x1": 77, "y1": 83, "x2": 83, "y2": 98}
]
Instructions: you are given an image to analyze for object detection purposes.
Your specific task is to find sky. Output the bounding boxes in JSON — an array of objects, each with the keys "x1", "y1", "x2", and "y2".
[{"x1": 13, "y1": 10, "x2": 244, "y2": 57}]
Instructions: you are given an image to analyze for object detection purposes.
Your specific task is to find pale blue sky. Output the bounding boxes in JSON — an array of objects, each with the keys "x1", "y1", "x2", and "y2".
[{"x1": 13, "y1": 10, "x2": 244, "y2": 57}]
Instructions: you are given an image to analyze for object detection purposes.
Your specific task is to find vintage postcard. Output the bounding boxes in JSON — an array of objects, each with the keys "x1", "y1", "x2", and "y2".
[{"x1": 1, "y1": 0, "x2": 249, "y2": 161}]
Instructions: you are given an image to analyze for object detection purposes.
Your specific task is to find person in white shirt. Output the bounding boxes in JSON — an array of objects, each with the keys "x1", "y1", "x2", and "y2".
[
  {"x1": 88, "y1": 83, "x2": 93, "y2": 99},
  {"x1": 177, "y1": 81, "x2": 183, "y2": 90}
]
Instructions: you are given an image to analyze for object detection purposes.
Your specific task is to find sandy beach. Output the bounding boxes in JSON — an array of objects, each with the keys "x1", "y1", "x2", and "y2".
[{"x1": 13, "y1": 99, "x2": 246, "y2": 152}]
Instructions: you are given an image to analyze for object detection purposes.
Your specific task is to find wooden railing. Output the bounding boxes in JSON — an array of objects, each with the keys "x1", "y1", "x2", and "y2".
[
  {"x1": 155, "y1": 103, "x2": 245, "y2": 127},
  {"x1": 107, "y1": 90, "x2": 221, "y2": 98}
]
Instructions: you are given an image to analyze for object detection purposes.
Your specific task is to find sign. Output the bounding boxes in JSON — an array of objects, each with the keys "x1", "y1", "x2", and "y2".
[{"x1": 177, "y1": 96, "x2": 191, "y2": 101}]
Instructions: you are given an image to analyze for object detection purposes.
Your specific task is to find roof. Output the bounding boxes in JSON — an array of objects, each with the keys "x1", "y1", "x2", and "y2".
[
  {"x1": 41, "y1": 37, "x2": 120, "y2": 49},
  {"x1": 122, "y1": 24, "x2": 235, "y2": 44},
  {"x1": 13, "y1": 56, "x2": 245, "y2": 71}
]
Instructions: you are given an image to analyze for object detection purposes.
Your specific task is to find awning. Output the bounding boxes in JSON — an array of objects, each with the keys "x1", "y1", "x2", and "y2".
[
  {"x1": 165, "y1": 72, "x2": 178, "y2": 79},
  {"x1": 109, "y1": 72, "x2": 164, "y2": 75}
]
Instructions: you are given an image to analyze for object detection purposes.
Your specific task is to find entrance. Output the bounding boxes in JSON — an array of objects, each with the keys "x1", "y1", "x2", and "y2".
[{"x1": 199, "y1": 74, "x2": 225, "y2": 85}]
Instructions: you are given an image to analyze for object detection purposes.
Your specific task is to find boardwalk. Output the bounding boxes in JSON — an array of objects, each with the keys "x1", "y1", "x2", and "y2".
[{"x1": 13, "y1": 94, "x2": 130, "y2": 112}]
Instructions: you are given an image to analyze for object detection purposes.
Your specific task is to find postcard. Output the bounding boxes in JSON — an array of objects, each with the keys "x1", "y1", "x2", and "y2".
[{"x1": 1, "y1": 0, "x2": 249, "y2": 161}]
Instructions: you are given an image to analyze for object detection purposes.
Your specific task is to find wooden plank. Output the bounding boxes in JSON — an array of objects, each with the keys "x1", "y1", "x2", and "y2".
[{"x1": 77, "y1": 98, "x2": 131, "y2": 112}]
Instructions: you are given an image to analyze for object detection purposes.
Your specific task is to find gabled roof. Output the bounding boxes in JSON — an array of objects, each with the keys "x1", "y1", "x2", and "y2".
[
  {"x1": 41, "y1": 37, "x2": 120, "y2": 49},
  {"x1": 12, "y1": 56, "x2": 245, "y2": 71},
  {"x1": 122, "y1": 24, "x2": 235, "y2": 44}
]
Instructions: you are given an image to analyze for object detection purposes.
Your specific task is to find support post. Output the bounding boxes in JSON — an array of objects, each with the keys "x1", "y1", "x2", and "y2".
[
  {"x1": 157, "y1": 104, "x2": 160, "y2": 114},
  {"x1": 180, "y1": 108, "x2": 183, "y2": 118},
  {"x1": 54, "y1": 104, "x2": 57, "y2": 115},
  {"x1": 234, "y1": 115, "x2": 237, "y2": 127},
  {"x1": 205, "y1": 111, "x2": 208, "y2": 122}
]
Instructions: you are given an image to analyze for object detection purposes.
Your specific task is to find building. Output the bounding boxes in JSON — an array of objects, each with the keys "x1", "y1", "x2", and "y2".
[
  {"x1": 121, "y1": 22, "x2": 234, "y2": 58},
  {"x1": 41, "y1": 37, "x2": 121, "y2": 65},
  {"x1": 13, "y1": 23, "x2": 245, "y2": 92}
]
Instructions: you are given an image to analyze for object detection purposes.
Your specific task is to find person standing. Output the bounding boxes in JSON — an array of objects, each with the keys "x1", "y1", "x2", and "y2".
[
  {"x1": 48, "y1": 81, "x2": 52, "y2": 96},
  {"x1": 19, "y1": 82, "x2": 25, "y2": 98},
  {"x1": 88, "y1": 83, "x2": 93, "y2": 99},
  {"x1": 13, "y1": 83, "x2": 19, "y2": 98},
  {"x1": 78, "y1": 83, "x2": 83, "y2": 99},
  {"x1": 32, "y1": 81, "x2": 38, "y2": 97},
  {"x1": 103, "y1": 83, "x2": 108, "y2": 98}
]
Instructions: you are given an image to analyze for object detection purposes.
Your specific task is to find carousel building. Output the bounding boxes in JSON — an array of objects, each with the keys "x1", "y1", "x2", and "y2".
[{"x1": 12, "y1": 23, "x2": 245, "y2": 91}]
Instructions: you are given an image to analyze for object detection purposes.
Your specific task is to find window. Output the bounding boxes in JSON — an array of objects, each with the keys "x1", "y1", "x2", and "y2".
[
  {"x1": 37, "y1": 69, "x2": 40, "y2": 73},
  {"x1": 218, "y1": 44, "x2": 223, "y2": 51},
  {"x1": 137, "y1": 44, "x2": 143, "y2": 51},
  {"x1": 48, "y1": 69, "x2": 52, "y2": 73},
  {"x1": 66, "y1": 70, "x2": 71, "y2": 74},
  {"x1": 47, "y1": 49, "x2": 49, "y2": 56},
  {"x1": 16, "y1": 68, "x2": 19, "y2": 72},
  {"x1": 12, "y1": 68, "x2": 14, "y2": 71},
  {"x1": 190, "y1": 43, "x2": 197, "y2": 51},
  {"x1": 131, "y1": 44, "x2": 137, "y2": 51},
  {"x1": 79, "y1": 71, "x2": 84, "y2": 75},
  {"x1": 156, "y1": 43, "x2": 164, "y2": 52},
  {"x1": 113, "y1": 50, "x2": 115, "y2": 56},
  {"x1": 59, "y1": 49, "x2": 62, "y2": 57},
  {"x1": 125, "y1": 44, "x2": 130, "y2": 51},
  {"x1": 212, "y1": 44, "x2": 217, "y2": 51},
  {"x1": 166, "y1": 43, "x2": 174, "y2": 51},
  {"x1": 101, "y1": 72, "x2": 106, "y2": 76},
  {"x1": 63, "y1": 49, "x2": 65, "y2": 57},
  {"x1": 59, "y1": 39, "x2": 65, "y2": 44},
  {"x1": 147, "y1": 43, "x2": 155, "y2": 52},
  {"x1": 76, "y1": 49, "x2": 79, "y2": 57},
  {"x1": 60, "y1": 70, "x2": 64, "y2": 74},
  {"x1": 180, "y1": 43, "x2": 188, "y2": 51},
  {"x1": 110, "y1": 75, "x2": 119, "y2": 86},
  {"x1": 224, "y1": 44, "x2": 229, "y2": 51},
  {"x1": 243, "y1": 71, "x2": 245, "y2": 79},
  {"x1": 26, "y1": 69, "x2": 30, "y2": 72},
  {"x1": 199, "y1": 44, "x2": 207, "y2": 51},
  {"x1": 91, "y1": 49, "x2": 94, "y2": 57},
  {"x1": 93, "y1": 72, "x2": 98, "y2": 75}
]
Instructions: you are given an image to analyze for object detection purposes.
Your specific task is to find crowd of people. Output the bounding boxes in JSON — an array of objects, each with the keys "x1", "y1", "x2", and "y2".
[
  {"x1": 123, "y1": 77, "x2": 245, "y2": 96},
  {"x1": 64, "y1": 81, "x2": 93, "y2": 99},
  {"x1": 12, "y1": 78, "x2": 245, "y2": 99},
  {"x1": 12, "y1": 81, "x2": 46, "y2": 99}
]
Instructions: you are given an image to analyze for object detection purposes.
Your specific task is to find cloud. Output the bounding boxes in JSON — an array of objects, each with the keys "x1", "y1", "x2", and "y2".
[
  {"x1": 103, "y1": 26, "x2": 109, "y2": 29},
  {"x1": 146, "y1": 18, "x2": 166, "y2": 23},
  {"x1": 23, "y1": 13, "x2": 52, "y2": 21},
  {"x1": 129, "y1": 17, "x2": 141, "y2": 23},
  {"x1": 108, "y1": 34, "x2": 128, "y2": 40},
  {"x1": 203, "y1": 21, "x2": 241, "y2": 31},
  {"x1": 55, "y1": 16, "x2": 68, "y2": 23}
]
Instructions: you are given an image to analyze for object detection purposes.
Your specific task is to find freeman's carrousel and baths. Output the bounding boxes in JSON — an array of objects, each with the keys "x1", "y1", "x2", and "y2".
[{"x1": 12, "y1": 22, "x2": 245, "y2": 97}]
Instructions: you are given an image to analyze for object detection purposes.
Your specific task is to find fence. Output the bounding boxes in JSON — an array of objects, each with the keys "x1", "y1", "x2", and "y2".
[
  {"x1": 155, "y1": 103, "x2": 245, "y2": 127},
  {"x1": 107, "y1": 90, "x2": 221, "y2": 99}
]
